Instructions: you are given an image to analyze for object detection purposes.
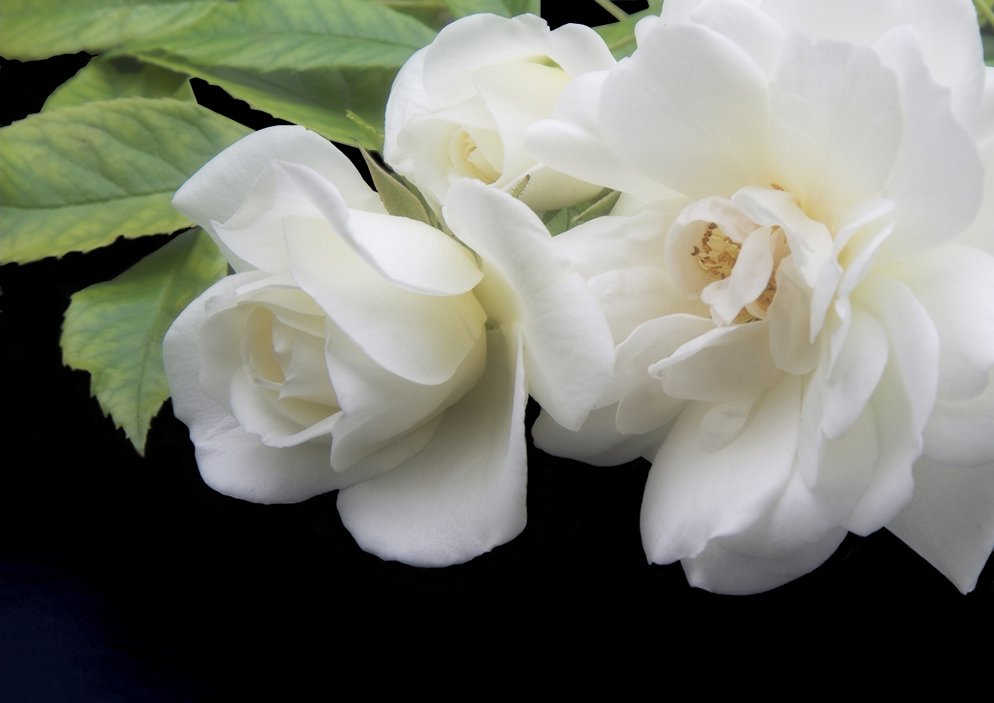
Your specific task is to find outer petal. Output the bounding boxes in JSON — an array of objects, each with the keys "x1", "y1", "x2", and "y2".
[
  {"x1": 888, "y1": 457, "x2": 994, "y2": 594},
  {"x1": 336, "y1": 327, "x2": 527, "y2": 567},
  {"x1": 844, "y1": 275, "x2": 939, "y2": 535},
  {"x1": 599, "y1": 22, "x2": 773, "y2": 198},
  {"x1": 277, "y1": 162, "x2": 483, "y2": 296},
  {"x1": 874, "y1": 28, "x2": 983, "y2": 252},
  {"x1": 768, "y1": 37, "x2": 901, "y2": 229},
  {"x1": 533, "y1": 404, "x2": 669, "y2": 468},
  {"x1": 525, "y1": 73, "x2": 672, "y2": 201},
  {"x1": 641, "y1": 375, "x2": 801, "y2": 566},
  {"x1": 443, "y1": 180, "x2": 615, "y2": 431},
  {"x1": 682, "y1": 522, "x2": 846, "y2": 595},
  {"x1": 924, "y1": 372, "x2": 994, "y2": 469},
  {"x1": 174, "y1": 125, "x2": 382, "y2": 239},
  {"x1": 890, "y1": 245, "x2": 994, "y2": 401}
]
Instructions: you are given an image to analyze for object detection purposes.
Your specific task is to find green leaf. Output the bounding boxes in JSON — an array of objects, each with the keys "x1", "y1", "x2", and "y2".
[
  {"x1": 0, "y1": 0, "x2": 222, "y2": 60},
  {"x1": 374, "y1": 1, "x2": 452, "y2": 31},
  {"x1": 984, "y1": 31, "x2": 994, "y2": 67},
  {"x1": 0, "y1": 97, "x2": 249, "y2": 264},
  {"x1": 125, "y1": 0, "x2": 437, "y2": 148},
  {"x1": 595, "y1": 5, "x2": 660, "y2": 59},
  {"x1": 361, "y1": 149, "x2": 435, "y2": 226},
  {"x1": 62, "y1": 228, "x2": 228, "y2": 454},
  {"x1": 43, "y1": 56, "x2": 193, "y2": 112},
  {"x1": 442, "y1": 0, "x2": 540, "y2": 18}
]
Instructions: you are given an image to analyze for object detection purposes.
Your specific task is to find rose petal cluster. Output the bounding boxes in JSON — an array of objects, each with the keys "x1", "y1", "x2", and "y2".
[
  {"x1": 164, "y1": 4, "x2": 994, "y2": 593},
  {"x1": 527, "y1": 0, "x2": 994, "y2": 593},
  {"x1": 164, "y1": 124, "x2": 613, "y2": 566}
]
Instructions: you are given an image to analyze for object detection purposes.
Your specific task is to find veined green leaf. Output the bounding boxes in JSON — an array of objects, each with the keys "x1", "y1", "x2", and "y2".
[
  {"x1": 375, "y1": 0, "x2": 451, "y2": 30},
  {"x1": 0, "y1": 97, "x2": 249, "y2": 263},
  {"x1": 0, "y1": 0, "x2": 222, "y2": 60},
  {"x1": 442, "y1": 0, "x2": 540, "y2": 18},
  {"x1": 595, "y1": 4, "x2": 660, "y2": 59},
  {"x1": 43, "y1": 56, "x2": 193, "y2": 112},
  {"x1": 62, "y1": 228, "x2": 228, "y2": 454},
  {"x1": 124, "y1": 0, "x2": 436, "y2": 147}
]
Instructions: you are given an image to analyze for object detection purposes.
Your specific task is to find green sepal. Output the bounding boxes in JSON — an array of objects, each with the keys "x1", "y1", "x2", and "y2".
[
  {"x1": 543, "y1": 189, "x2": 619, "y2": 236},
  {"x1": 361, "y1": 149, "x2": 436, "y2": 227}
]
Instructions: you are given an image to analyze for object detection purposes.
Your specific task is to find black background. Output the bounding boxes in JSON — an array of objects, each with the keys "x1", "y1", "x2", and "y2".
[{"x1": 2, "y1": 4, "x2": 991, "y2": 699}]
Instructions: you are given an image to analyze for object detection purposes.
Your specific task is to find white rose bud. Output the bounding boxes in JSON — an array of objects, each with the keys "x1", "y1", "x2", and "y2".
[{"x1": 383, "y1": 13, "x2": 616, "y2": 211}]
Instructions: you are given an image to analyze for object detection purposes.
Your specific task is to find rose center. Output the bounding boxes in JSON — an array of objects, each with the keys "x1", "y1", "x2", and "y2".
[
  {"x1": 449, "y1": 128, "x2": 500, "y2": 184},
  {"x1": 666, "y1": 188, "x2": 800, "y2": 326},
  {"x1": 692, "y1": 223, "x2": 739, "y2": 280}
]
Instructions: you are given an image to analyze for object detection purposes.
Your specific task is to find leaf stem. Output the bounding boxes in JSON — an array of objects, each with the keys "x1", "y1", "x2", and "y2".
[
  {"x1": 594, "y1": 0, "x2": 630, "y2": 22},
  {"x1": 976, "y1": 0, "x2": 994, "y2": 28}
]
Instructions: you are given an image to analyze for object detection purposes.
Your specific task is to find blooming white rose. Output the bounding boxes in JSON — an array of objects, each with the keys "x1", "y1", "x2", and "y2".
[
  {"x1": 383, "y1": 12, "x2": 615, "y2": 211},
  {"x1": 164, "y1": 126, "x2": 614, "y2": 566},
  {"x1": 528, "y1": 0, "x2": 994, "y2": 593}
]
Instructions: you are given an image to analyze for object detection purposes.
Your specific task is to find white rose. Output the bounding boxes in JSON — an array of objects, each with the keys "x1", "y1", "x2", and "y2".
[
  {"x1": 383, "y1": 12, "x2": 615, "y2": 211},
  {"x1": 164, "y1": 126, "x2": 614, "y2": 566},
  {"x1": 529, "y1": 0, "x2": 994, "y2": 593}
]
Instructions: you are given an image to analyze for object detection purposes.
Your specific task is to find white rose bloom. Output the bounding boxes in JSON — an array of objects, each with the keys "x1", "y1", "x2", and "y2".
[
  {"x1": 528, "y1": 0, "x2": 994, "y2": 593},
  {"x1": 383, "y1": 12, "x2": 615, "y2": 211},
  {"x1": 164, "y1": 126, "x2": 613, "y2": 567}
]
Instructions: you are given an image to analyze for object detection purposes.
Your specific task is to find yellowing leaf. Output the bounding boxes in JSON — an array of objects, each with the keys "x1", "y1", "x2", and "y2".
[{"x1": 0, "y1": 97, "x2": 249, "y2": 263}]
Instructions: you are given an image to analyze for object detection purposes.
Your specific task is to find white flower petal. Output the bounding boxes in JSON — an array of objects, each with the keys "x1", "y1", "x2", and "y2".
[
  {"x1": 284, "y1": 216, "x2": 486, "y2": 386},
  {"x1": 554, "y1": 208, "x2": 676, "y2": 283},
  {"x1": 336, "y1": 327, "x2": 527, "y2": 567},
  {"x1": 768, "y1": 37, "x2": 902, "y2": 229},
  {"x1": 599, "y1": 22, "x2": 773, "y2": 198},
  {"x1": 888, "y1": 456, "x2": 994, "y2": 594},
  {"x1": 525, "y1": 75, "x2": 673, "y2": 201},
  {"x1": 651, "y1": 321, "x2": 782, "y2": 403},
  {"x1": 687, "y1": 0, "x2": 787, "y2": 76},
  {"x1": 326, "y1": 321, "x2": 486, "y2": 472},
  {"x1": 843, "y1": 276, "x2": 940, "y2": 534},
  {"x1": 682, "y1": 524, "x2": 846, "y2": 595},
  {"x1": 444, "y1": 180, "x2": 615, "y2": 431},
  {"x1": 174, "y1": 125, "x2": 381, "y2": 240},
  {"x1": 641, "y1": 375, "x2": 802, "y2": 566},
  {"x1": 766, "y1": 261, "x2": 819, "y2": 374},
  {"x1": 924, "y1": 371, "x2": 994, "y2": 469},
  {"x1": 819, "y1": 308, "x2": 889, "y2": 440},
  {"x1": 874, "y1": 28, "x2": 984, "y2": 251},
  {"x1": 533, "y1": 404, "x2": 669, "y2": 468},
  {"x1": 892, "y1": 244, "x2": 994, "y2": 401}
]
